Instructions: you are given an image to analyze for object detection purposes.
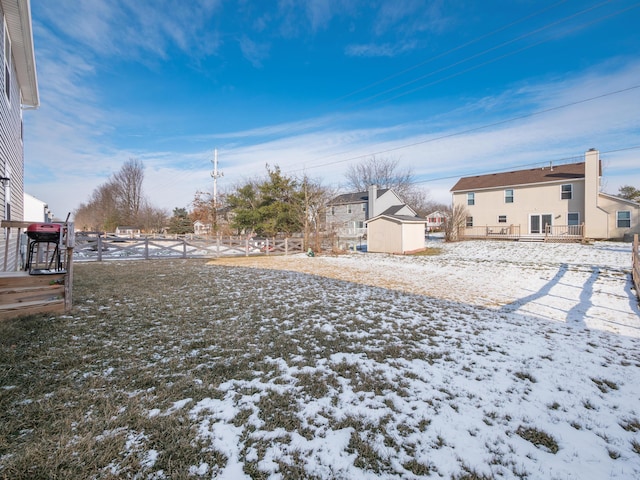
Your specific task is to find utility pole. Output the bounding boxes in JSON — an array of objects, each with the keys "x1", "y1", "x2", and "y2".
[
  {"x1": 210, "y1": 149, "x2": 223, "y2": 234},
  {"x1": 211, "y1": 149, "x2": 223, "y2": 205}
]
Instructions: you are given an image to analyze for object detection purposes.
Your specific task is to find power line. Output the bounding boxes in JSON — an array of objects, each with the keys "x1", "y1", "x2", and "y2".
[
  {"x1": 284, "y1": 84, "x2": 640, "y2": 175},
  {"x1": 333, "y1": 0, "x2": 571, "y2": 104},
  {"x1": 360, "y1": 1, "x2": 640, "y2": 106},
  {"x1": 280, "y1": 2, "x2": 640, "y2": 178}
]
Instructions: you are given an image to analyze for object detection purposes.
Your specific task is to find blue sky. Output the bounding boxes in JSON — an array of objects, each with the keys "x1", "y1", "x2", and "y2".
[{"x1": 23, "y1": 0, "x2": 640, "y2": 219}]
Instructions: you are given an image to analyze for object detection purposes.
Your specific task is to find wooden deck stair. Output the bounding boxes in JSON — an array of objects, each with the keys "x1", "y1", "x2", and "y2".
[
  {"x1": 0, "y1": 272, "x2": 66, "y2": 320},
  {"x1": 517, "y1": 235, "x2": 545, "y2": 243}
]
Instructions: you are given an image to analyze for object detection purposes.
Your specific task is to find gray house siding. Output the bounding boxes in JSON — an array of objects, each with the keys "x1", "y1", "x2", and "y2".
[
  {"x1": 326, "y1": 202, "x2": 367, "y2": 236},
  {"x1": 1, "y1": 5, "x2": 27, "y2": 269}
]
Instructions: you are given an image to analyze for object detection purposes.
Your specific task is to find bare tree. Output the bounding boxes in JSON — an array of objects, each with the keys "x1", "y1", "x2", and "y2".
[
  {"x1": 111, "y1": 158, "x2": 145, "y2": 225},
  {"x1": 300, "y1": 174, "x2": 334, "y2": 252},
  {"x1": 345, "y1": 156, "x2": 413, "y2": 195},
  {"x1": 345, "y1": 156, "x2": 433, "y2": 215},
  {"x1": 73, "y1": 158, "x2": 156, "y2": 232},
  {"x1": 444, "y1": 204, "x2": 468, "y2": 242},
  {"x1": 137, "y1": 202, "x2": 169, "y2": 234}
]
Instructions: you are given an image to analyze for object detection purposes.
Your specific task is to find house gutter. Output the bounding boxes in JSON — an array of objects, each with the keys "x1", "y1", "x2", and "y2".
[{"x1": 2, "y1": 0, "x2": 39, "y2": 108}]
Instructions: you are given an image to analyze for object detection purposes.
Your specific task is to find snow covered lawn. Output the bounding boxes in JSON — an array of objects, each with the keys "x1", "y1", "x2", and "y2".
[{"x1": 1, "y1": 240, "x2": 639, "y2": 479}]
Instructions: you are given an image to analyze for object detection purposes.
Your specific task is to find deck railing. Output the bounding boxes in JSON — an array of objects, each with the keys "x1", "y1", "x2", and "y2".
[
  {"x1": 543, "y1": 224, "x2": 584, "y2": 241},
  {"x1": 459, "y1": 225, "x2": 521, "y2": 240},
  {"x1": 458, "y1": 224, "x2": 584, "y2": 242},
  {"x1": 633, "y1": 234, "x2": 639, "y2": 301}
]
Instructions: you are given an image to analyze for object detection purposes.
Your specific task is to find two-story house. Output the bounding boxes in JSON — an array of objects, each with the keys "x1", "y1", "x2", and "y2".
[
  {"x1": 451, "y1": 149, "x2": 639, "y2": 240},
  {"x1": 327, "y1": 184, "x2": 427, "y2": 253},
  {"x1": 326, "y1": 185, "x2": 412, "y2": 238},
  {"x1": 1, "y1": 0, "x2": 39, "y2": 270},
  {"x1": 426, "y1": 210, "x2": 448, "y2": 232}
]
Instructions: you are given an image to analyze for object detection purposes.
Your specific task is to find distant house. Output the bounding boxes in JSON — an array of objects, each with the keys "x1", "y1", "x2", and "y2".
[
  {"x1": 115, "y1": 226, "x2": 141, "y2": 237},
  {"x1": 23, "y1": 192, "x2": 52, "y2": 223},
  {"x1": 450, "y1": 149, "x2": 640, "y2": 240},
  {"x1": 327, "y1": 185, "x2": 426, "y2": 253},
  {"x1": 1, "y1": 0, "x2": 39, "y2": 270},
  {"x1": 193, "y1": 220, "x2": 211, "y2": 236},
  {"x1": 426, "y1": 210, "x2": 447, "y2": 231},
  {"x1": 326, "y1": 186, "x2": 410, "y2": 239}
]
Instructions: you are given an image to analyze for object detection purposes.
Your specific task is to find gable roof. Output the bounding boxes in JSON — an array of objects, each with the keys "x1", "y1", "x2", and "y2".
[
  {"x1": 367, "y1": 213, "x2": 426, "y2": 224},
  {"x1": 2, "y1": 0, "x2": 39, "y2": 107},
  {"x1": 450, "y1": 162, "x2": 589, "y2": 192},
  {"x1": 599, "y1": 192, "x2": 640, "y2": 207},
  {"x1": 328, "y1": 188, "x2": 389, "y2": 205}
]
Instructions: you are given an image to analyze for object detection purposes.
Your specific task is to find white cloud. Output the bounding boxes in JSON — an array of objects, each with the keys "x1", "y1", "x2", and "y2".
[{"x1": 24, "y1": 9, "x2": 640, "y2": 224}]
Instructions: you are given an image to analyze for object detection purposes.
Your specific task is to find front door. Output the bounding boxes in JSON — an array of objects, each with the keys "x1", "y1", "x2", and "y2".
[{"x1": 530, "y1": 214, "x2": 552, "y2": 234}]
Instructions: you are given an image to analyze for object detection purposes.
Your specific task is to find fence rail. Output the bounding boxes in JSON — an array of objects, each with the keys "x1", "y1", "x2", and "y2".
[
  {"x1": 74, "y1": 235, "x2": 304, "y2": 261},
  {"x1": 633, "y1": 234, "x2": 639, "y2": 302}
]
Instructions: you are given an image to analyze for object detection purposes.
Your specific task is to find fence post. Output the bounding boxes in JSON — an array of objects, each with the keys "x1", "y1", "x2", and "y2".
[
  {"x1": 245, "y1": 238, "x2": 249, "y2": 257},
  {"x1": 145, "y1": 237, "x2": 149, "y2": 260},
  {"x1": 216, "y1": 235, "x2": 220, "y2": 257},
  {"x1": 183, "y1": 238, "x2": 187, "y2": 258},
  {"x1": 97, "y1": 236, "x2": 103, "y2": 262},
  {"x1": 285, "y1": 238, "x2": 288, "y2": 255}
]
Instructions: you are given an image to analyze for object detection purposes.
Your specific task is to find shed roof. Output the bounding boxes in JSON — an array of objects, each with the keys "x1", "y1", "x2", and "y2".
[
  {"x1": 450, "y1": 162, "x2": 589, "y2": 192},
  {"x1": 367, "y1": 212, "x2": 426, "y2": 224},
  {"x1": 2, "y1": 0, "x2": 39, "y2": 107}
]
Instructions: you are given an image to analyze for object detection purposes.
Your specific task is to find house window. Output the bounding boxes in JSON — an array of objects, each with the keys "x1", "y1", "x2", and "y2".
[
  {"x1": 568, "y1": 212, "x2": 579, "y2": 226},
  {"x1": 505, "y1": 189, "x2": 513, "y2": 203},
  {"x1": 466, "y1": 216, "x2": 473, "y2": 227},
  {"x1": 361, "y1": 203, "x2": 366, "y2": 212},
  {"x1": 330, "y1": 207, "x2": 335, "y2": 216},
  {"x1": 561, "y1": 184, "x2": 573, "y2": 200},
  {"x1": 4, "y1": 20, "x2": 10, "y2": 103},
  {"x1": 467, "y1": 192, "x2": 475, "y2": 206},
  {"x1": 347, "y1": 205, "x2": 352, "y2": 214},
  {"x1": 498, "y1": 215, "x2": 507, "y2": 223},
  {"x1": 617, "y1": 211, "x2": 631, "y2": 228}
]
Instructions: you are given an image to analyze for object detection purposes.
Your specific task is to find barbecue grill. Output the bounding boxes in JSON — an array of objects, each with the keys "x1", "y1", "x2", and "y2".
[
  {"x1": 26, "y1": 223, "x2": 65, "y2": 274},
  {"x1": 27, "y1": 223, "x2": 61, "y2": 242}
]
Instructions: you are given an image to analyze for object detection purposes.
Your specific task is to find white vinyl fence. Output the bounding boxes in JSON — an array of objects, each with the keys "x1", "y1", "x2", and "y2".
[{"x1": 74, "y1": 235, "x2": 304, "y2": 261}]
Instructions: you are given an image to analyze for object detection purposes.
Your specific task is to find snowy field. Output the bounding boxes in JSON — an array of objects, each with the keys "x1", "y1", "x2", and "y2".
[{"x1": 1, "y1": 240, "x2": 639, "y2": 479}]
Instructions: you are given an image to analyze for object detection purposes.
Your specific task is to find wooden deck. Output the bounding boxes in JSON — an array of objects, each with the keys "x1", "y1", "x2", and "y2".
[
  {"x1": 0, "y1": 271, "x2": 66, "y2": 320},
  {"x1": 1, "y1": 220, "x2": 74, "y2": 321},
  {"x1": 459, "y1": 224, "x2": 584, "y2": 243}
]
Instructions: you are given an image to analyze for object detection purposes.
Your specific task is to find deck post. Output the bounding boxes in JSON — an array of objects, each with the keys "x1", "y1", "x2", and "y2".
[
  {"x1": 3, "y1": 227, "x2": 10, "y2": 271},
  {"x1": 64, "y1": 224, "x2": 75, "y2": 313}
]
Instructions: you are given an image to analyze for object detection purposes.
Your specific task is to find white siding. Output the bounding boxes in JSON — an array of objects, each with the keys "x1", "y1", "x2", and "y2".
[{"x1": 1, "y1": 7, "x2": 26, "y2": 270}]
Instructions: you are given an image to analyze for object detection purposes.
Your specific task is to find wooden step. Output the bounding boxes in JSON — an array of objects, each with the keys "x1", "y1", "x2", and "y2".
[
  {"x1": 0, "y1": 272, "x2": 65, "y2": 288},
  {"x1": 0, "y1": 284, "x2": 64, "y2": 305},
  {"x1": 0, "y1": 299, "x2": 65, "y2": 320},
  {"x1": 0, "y1": 272, "x2": 68, "y2": 320}
]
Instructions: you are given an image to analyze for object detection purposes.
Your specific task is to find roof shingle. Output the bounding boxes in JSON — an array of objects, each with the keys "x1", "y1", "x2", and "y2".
[{"x1": 450, "y1": 162, "x2": 587, "y2": 192}]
